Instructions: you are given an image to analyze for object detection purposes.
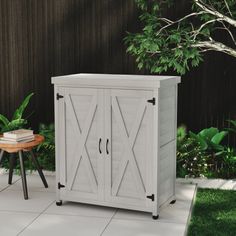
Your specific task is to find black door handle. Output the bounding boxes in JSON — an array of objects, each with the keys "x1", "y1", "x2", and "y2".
[
  {"x1": 106, "y1": 139, "x2": 109, "y2": 155},
  {"x1": 99, "y1": 138, "x2": 102, "y2": 154}
]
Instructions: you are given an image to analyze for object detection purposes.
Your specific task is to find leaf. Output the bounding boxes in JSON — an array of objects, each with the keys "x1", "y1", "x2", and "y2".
[
  {"x1": 0, "y1": 114, "x2": 9, "y2": 126},
  {"x1": 229, "y1": 156, "x2": 236, "y2": 162},
  {"x1": 225, "y1": 127, "x2": 236, "y2": 133},
  {"x1": 191, "y1": 59, "x2": 199, "y2": 67},
  {"x1": 211, "y1": 131, "x2": 228, "y2": 145},
  {"x1": 12, "y1": 93, "x2": 34, "y2": 120},
  {"x1": 228, "y1": 119, "x2": 236, "y2": 126},
  {"x1": 189, "y1": 131, "x2": 208, "y2": 150},
  {"x1": 177, "y1": 125, "x2": 187, "y2": 141},
  {"x1": 3, "y1": 119, "x2": 27, "y2": 132},
  {"x1": 215, "y1": 150, "x2": 224, "y2": 156},
  {"x1": 199, "y1": 127, "x2": 218, "y2": 141}
]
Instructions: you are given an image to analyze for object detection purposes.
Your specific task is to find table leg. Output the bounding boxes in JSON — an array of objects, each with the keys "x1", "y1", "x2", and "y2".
[
  {"x1": 30, "y1": 151, "x2": 48, "y2": 188},
  {"x1": 8, "y1": 153, "x2": 16, "y2": 185},
  {"x1": 0, "y1": 150, "x2": 4, "y2": 166},
  {"x1": 19, "y1": 151, "x2": 28, "y2": 200}
]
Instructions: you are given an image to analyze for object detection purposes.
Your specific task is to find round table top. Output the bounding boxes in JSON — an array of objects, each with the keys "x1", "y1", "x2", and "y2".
[{"x1": 0, "y1": 134, "x2": 44, "y2": 153}]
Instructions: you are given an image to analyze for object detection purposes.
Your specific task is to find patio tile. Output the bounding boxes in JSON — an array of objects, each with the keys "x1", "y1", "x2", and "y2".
[
  {"x1": 197, "y1": 179, "x2": 236, "y2": 190},
  {"x1": 114, "y1": 184, "x2": 195, "y2": 224},
  {"x1": 159, "y1": 199, "x2": 191, "y2": 224},
  {"x1": 102, "y1": 218, "x2": 185, "y2": 236},
  {"x1": 0, "y1": 173, "x2": 20, "y2": 191},
  {"x1": 19, "y1": 214, "x2": 111, "y2": 236},
  {"x1": 45, "y1": 201, "x2": 116, "y2": 218},
  {"x1": 7, "y1": 174, "x2": 56, "y2": 193},
  {"x1": 175, "y1": 183, "x2": 196, "y2": 203},
  {"x1": 114, "y1": 199, "x2": 191, "y2": 224},
  {"x1": 0, "y1": 211, "x2": 38, "y2": 236},
  {"x1": 0, "y1": 190, "x2": 55, "y2": 213}
]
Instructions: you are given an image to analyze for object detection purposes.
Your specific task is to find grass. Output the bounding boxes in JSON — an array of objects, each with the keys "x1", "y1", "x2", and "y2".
[{"x1": 188, "y1": 188, "x2": 236, "y2": 236}]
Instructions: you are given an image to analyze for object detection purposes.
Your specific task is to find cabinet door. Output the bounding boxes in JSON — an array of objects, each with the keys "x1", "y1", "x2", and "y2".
[
  {"x1": 58, "y1": 87, "x2": 104, "y2": 200},
  {"x1": 104, "y1": 89, "x2": 154, "y2": 208}
]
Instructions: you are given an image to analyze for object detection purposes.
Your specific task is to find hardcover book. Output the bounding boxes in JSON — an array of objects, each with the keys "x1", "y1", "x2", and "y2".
[{"x1": 3, "y1": 129, "x2": 33, "y2": 139}]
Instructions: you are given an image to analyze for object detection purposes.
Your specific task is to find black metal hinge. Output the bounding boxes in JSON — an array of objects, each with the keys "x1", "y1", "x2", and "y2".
[
  {"x1": 58, "y1": 182, "x2": 65, "y2": 189},
  {"x1": 146, "y1": 194, "x2": 155, "y2": 201},
  {"x1": 57, "y1": 93, "x2": 64, "y2": 100},
  {"x1": 147, "y1": 97, "x2": 156, "y2": 105}
]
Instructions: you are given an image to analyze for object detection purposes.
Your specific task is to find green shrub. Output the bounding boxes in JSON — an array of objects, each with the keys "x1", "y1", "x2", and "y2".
[
  {"x1": 218, "y1": 147, "x2": 236, "y2": 179},
  {"x1": 177, "y1": 125, "x2": 210, "y2": 178},
  {"x1": 35, "y1": 123, "x2": 55, "y2": 171},
  {"x1": 177, "y1": 125, "x2": 236, "y2": 179}
]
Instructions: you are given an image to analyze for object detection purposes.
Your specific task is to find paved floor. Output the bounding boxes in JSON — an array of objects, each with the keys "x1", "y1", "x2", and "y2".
[
  {"x1": 177, "y1": 178, "x2": 236, "y2": 190},
  {"x1": 0, "y1": 173, "x2": 196, "y2": 236}
]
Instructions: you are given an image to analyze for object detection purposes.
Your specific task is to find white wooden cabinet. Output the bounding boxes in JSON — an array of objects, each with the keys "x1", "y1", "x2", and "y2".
[{"x1": 52, "y1": 74, "x2": 181, "y2": 219}]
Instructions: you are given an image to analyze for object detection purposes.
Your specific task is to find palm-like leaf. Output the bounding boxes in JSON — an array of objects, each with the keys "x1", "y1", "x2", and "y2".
[
  {"x1": 228, "y1": 119, "x2": 236, "y2": 128},
  {"x1": 226, "y1": 120, "x2": 236, "y2": 133},
  {"x1": 12, "y1": 93, "x2": 34, "y2": 120},
  {"x1": 211, "y1": 131, "x2": 228, "y2": 145},
  {"x1": 0, "y1": 114, "x2": 10, "y2": 126},
  {"x1": 1, "y1": 119, "x2": 27, "y2": 133},
  {"x1": 189, "y1": 131, "x2": 208, "y2": 150},
  {"x1": 199, "y1": 127, "x2": 219, "y2": 141}
]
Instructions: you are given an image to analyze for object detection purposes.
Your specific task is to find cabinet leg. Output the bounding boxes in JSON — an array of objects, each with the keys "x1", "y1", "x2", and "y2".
[
  {"x1": 170, "y1": 199, "x2": 176, "y2": 204},
  {"x1": 56, "y1": 201, "x2": 63, "y2": 206},
  {"x1": 152, "y1": 215, "x2": 159, "y2": 220},
  {"x1": 8, "y1": 153, "x2": 16, "y2": 185}
]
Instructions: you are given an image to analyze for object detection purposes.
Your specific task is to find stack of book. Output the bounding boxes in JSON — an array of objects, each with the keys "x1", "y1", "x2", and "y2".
[{"x1": 0, "y1": 129, "x2": 34, "y2": 144}]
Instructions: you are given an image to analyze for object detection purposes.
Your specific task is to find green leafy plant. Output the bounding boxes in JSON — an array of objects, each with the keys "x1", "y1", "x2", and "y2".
[
  {"x1": 176, "y1": 125, "x2": 236, "y2": 178},
  {"x1": 177, "y1": 125, "x2": 210, "y2": 178},
  {"x1": 177, "y1": 124, "x2": 187, "y2": 145},
  {"x1": 189, "y1": 127, "x2": 228, "y2": 155},
  {"x1": 0, "y1": 93, "x2": 34, "y2": 133},
  {"x1": 189, "y1": 127, "x2": 228, "y2": 175},
  {"x1": 219, "y1": 147, "x2": 236, "y2": 178},
  {"x1": 125, "y1": 0, "x2": 236, "y2": 75},
  {"x1": 35, "y1": 123, "x2": 55, "y2": 171}
]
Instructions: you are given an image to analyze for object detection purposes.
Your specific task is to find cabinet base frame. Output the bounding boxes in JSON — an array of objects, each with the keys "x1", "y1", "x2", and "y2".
[{"x1": 57, "y1": 193, "x2": 176, "y2": 219}]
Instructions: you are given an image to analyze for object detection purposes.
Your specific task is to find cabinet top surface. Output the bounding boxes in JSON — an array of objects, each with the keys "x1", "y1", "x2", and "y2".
[{"x1": 52, "y1": 73, "x2": 181, "y2": 89}]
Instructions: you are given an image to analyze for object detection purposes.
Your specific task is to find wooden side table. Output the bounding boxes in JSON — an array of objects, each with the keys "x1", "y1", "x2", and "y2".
[{"x1": 0, "y1": 134, "x2": 48, "y2": 199}]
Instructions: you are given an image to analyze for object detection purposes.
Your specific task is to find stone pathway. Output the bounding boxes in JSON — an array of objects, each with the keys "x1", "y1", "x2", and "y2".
[{"x1": 177, "y1": 178, "x2": 236, "y2": 190}]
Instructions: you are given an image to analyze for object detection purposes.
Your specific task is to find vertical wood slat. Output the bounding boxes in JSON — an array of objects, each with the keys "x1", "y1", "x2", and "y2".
[{"x1": 0, "y1": 0, "x2": 236, "y2": 146}]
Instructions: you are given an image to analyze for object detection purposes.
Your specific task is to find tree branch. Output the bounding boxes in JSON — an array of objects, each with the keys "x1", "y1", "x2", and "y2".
[
  {"x1": 195, "y1": 0, "x2": 236, "y2": 27},
  {"x1": 220, "y1": 21, "x2": 236, "y2": 46},
  {"x1": 193, "y1": 40, "x2": 236, "y2": 57},
  {"x1": 156, "y1": 11, "x2": 206, "y2": 36},
  {"x1": 192, "y1": 19, "x2": 221, "y2": 40},
  {"x1": 224, "y1": 0, "x2": 233, "y2": 17}
]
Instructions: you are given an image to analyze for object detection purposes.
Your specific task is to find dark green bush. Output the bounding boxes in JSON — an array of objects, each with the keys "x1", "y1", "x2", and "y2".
[
  {"x1": 177, "y1": 125, "x2": 236, "y2": 179},
  {"x1": 177, "y1": 125, "x2": 210, "y2": 178},
  {"x1": 35, "y1": 123, "x2": 55, "y2": 171}
]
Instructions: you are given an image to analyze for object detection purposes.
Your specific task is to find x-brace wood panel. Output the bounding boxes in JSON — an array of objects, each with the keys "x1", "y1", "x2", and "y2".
[
  {"x1": 111, "y1": 96, "x2": 147, "y2": 197},
  {"x1": 65, "y1": 94, "x2": 98, "y2": 192}
]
